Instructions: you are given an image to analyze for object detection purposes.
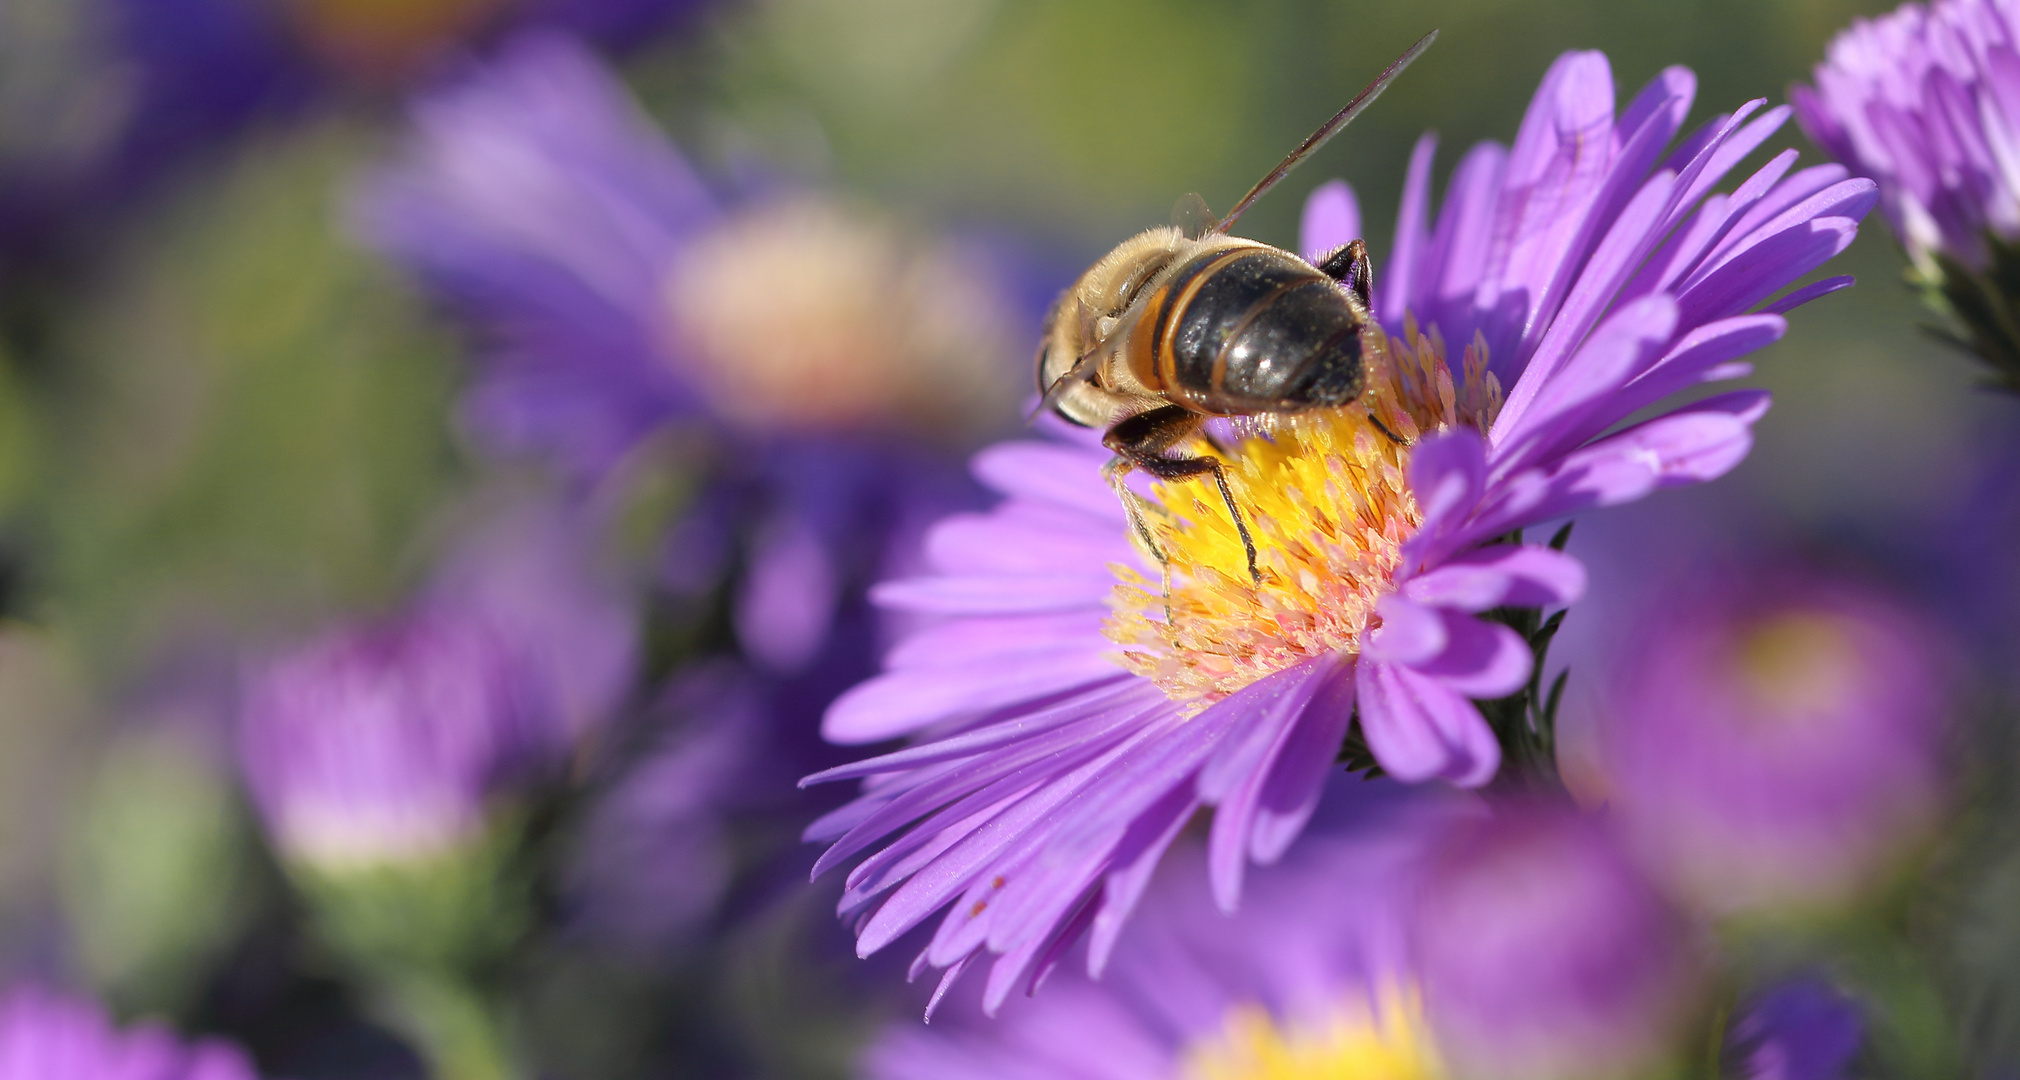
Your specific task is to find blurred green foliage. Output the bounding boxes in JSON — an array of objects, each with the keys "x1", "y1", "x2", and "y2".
[
  {"x1": 61, "y1": 728, "x2": 257, "y2": 1015},
  {"x1": 30, "y1": 120, "x2": 463, "y2": 677}
]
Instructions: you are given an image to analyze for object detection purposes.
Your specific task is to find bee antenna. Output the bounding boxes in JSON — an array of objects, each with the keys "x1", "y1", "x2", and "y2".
[{"x1": 1212, "y1": 29, "x2": 1437, "y2": 235}]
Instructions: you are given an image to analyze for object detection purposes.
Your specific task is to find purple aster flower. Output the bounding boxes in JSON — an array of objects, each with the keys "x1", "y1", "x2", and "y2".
[
  {"x1": 1793, "y1": 0, "x2": 2020, "y2": 389},
  {"x1": 0, "y1": 984, "x2": 258, "y2": 1080},
  {"x1": 1410, "y1": 800, "x2": 1703, "y2": 1080},
  {"x1": 238, "y1": 610, "x2": 530, "y2": 870},
  {"x1": 1792, "y1": 0, "x2": 2020, "y2": 271},
  {"x1": 355, "y1": 32, "x2": 1024, "y2": 470},
  {"x1": 803, "y1": 50, "x2": 1873, "y2": 1009},
  {"x1": 1595, "y1": 565, "x2": 1948, "y2": 914},
  {"x1": 355, "y1": 32, "x2": 1023, "y2": 670},
  {"x1": 861, "y1": 783, "x2": 1462, "y2": 1079},
  {"x1": 1724, "y1": 978, "x2": 1865, "y2": 1080}
]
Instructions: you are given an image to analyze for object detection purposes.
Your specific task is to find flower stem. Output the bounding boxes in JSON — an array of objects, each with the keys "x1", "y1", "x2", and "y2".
[{"x1": 376, "y1": 973, "x2": 520, "y2": 1080}]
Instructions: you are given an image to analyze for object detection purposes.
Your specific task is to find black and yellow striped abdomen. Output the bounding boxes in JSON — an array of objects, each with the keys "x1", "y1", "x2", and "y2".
[{"x1": 1129, "y1": 245, "x2": 1367, "y2": 416}]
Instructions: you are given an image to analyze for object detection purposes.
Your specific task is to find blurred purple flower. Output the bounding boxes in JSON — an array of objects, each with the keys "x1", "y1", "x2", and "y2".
[
  {"x1": 355, "y1": 32, "x2": 1025, "y2": 467},
  {"x1": 1793, "y1": 0, "x2": 2020, "y2": 270},
  {"x1": 238, "y1": 612, "x2": 529, "y2": 870},
  {"x1": 424, "y1": 488, "x2": 639, "y2": 752},
  {"x1": 1597, "y1": 567, "x2": 1948, "y2": 913},
  {"x1": 563, "y1": 663, "x2": 760, "y2": 951},
  {"x1": 861, "y1": 783, "x2": 1462, "y2": 1079},
  {"x1": 0, "y1": 0, "x2": 715, "y2": 268},
  {"x1": 98, "y1": 0, "x2": 314, "y2": 190},
  {"x1": 355, "y1": 33, "x2": 1021, "y2": 670},
  {"x1": 1411, "y1": 801, "x2": 1702, "y2": 1080},
  {"x1": 0, "y1": 984, "x2": 259, "y2": 1080},
  {"x1": 1725, "y1": 978, "x2": 1865, "y2": 1080},
  {"x1": 803, "y1": 50, "x2": 1872, "y2": 1010},
  {"x1": 356, "y1": 32, "x2": 716, "y2": 470}
]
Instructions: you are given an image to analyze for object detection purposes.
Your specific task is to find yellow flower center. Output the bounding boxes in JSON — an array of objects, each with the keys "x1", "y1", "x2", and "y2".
[
  {"x1": 1730, "y1": 612, "x2": 1865, "y2": 722},
  {"x1": 1183, "y1": 988, "x2": 1442, "y2": 1080},
  {"x1": 1104, "y1": 318, "x2": 1500, "y2": 706}
]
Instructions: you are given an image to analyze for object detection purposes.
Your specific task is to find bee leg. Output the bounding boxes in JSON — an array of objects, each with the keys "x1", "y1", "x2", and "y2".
[
  {"x1": 1134, "y1": 454, "x2": 1262, "y2": 587},
  {"x1": 1102, "y1": 457, "x2": 1177, "y2": 626},
  {"x1": 1102, "y1": 456, "x2": 1169, "y2": 567},
  {"x1": 1366, "y1": 410, "x2": 1412, "y2": 447},
  {"x1": 1104, "y1": 406, "x2": 1262, "y2": 587},
  {"x1": 1315, "y1": 239, "x2": 1373, "y2": 311}
]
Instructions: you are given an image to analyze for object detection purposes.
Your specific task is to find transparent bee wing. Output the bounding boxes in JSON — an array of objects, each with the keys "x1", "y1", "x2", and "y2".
[{"x1": 1171, "y1": 193, "x2": 1218, "y2": 240}]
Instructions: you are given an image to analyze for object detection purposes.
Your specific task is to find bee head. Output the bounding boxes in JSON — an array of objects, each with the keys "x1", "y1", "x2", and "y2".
[{"x1": 1035, "y1": 228, "x2": 1190, "y2": 421}]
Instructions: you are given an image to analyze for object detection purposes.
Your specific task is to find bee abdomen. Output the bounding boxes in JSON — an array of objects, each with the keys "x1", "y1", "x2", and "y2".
[{"x1": 1151, "y1": 248, "x2": 1365, "y2": 414}]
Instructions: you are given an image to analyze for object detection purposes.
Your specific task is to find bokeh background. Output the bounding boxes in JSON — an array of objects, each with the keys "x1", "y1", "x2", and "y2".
[{"x1": 0, "y1": 0, "x2": 2007, "y2": 1077}]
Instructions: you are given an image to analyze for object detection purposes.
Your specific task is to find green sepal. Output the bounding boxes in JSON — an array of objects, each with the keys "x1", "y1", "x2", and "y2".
[{"x1": 1917, "y1": 235, "x2": 2020, "y2": 394}]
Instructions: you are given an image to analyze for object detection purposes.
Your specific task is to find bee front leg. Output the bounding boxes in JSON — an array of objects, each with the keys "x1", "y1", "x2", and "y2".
[
  {"x1": 1102, "y1": 456, "x2": 1169, "y2": 568},
  {"x1": 1102, "y1": 456, "x2": 1178, "y2": 626},
  {"x1": 1105, "y1": 406, "x2": 1262, "y2": 587}
]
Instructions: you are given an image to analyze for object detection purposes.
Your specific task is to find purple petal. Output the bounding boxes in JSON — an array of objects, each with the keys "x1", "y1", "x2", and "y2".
[
  {"x1": 871, "y1": 573, "x2": 1113, "y2": 616},
  {"x1": 1248, "y1": 664, "x2": 1358, "y2": 864},
  {"x1": 1507, "y1": 165, "x2": 1678, "y2": 421},
  {"x1": 1489, "y1": 51, "x2": 1619, "y2": 373},
  {"x1": 1380, "y1": 133, "x2": 1440, "y2": 329},
  {"x1": 1421, "y1": 142, "x2": 1510, "y2": 357},
  {"x1": 1472, "y1": 390, "x2": 1772, "y2": 537},
  {"x1": 1493, "y1": 293, "x2": 1680, "y2": 471},
  {"x1": 735, "y1": 510, "x2": 839, "y2": 672},
  {"x1": 923, "y1": 509, "x2": 1133, "y2": 577},
  {"x1": 821, "y1": 650, "x2": 1127, "y2": 744},
  {"x1": 1625, "y1": 153, "x2": 1795, "y2": 305},
  {"x1": 885, "y1": 612, "x2": 1110, "y2": 671},
  {"x1": 1665, "y1": 102, "x2": 1789, "y2": 234},
  {"x1": 1363, "y1": 595, "x2": 1448, "y2": 666},
  {"x1": 1676, "y1": 216, "x2": 1866, "y2": 327},
  {"x1": 1300, "y1": 179, "x2": 1362, "y2": 262},
  {"x1": 1404, "y1": 427, "x2": 1488, "y2": 545},
  {"x1": 1201, "y1": 659, "x2": 1340, "y2": 912},
  {"x1": 1196, "y1": 658, "x2": 1338, "y2": 802},
  {"x1": 1356, "y1": 660, "x2": 1501, "y2": 787},
  {"x1": 1760, "y1": 274, "x2": 1856, "y2": 315},
  {"x1": 1404, "y1": 544, "x2": 1588, "y2": 611},
  {"x1": 806, "y1": 677, "x2": 1145, "y2": 787},
  {"x1": 1413, "y1": 612, "x2": 1533, "y2": 699},
  {"x1": 1608, "y1": 314, "x2": 1786, "y2": 420},
  {"x1": 1086, "y1": 785, "x2": 1200, "y2": 977},
  {"x1": 969, "y1": 441, "x2": 1121, "y2": 522}
]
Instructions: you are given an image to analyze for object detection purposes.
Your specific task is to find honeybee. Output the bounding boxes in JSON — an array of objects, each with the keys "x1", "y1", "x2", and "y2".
[{"x1": 1037, "y1": 31, "x2": 1436, "y2": 586}]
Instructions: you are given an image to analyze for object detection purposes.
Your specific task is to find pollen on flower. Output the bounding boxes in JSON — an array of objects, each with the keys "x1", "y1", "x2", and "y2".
[
  {"x1": 1104, "y1": 322, "x2": 1498, "y2": 706},
  {"x1": 1182, "y1": 987, "x2": 1442, "y2": 1080}
]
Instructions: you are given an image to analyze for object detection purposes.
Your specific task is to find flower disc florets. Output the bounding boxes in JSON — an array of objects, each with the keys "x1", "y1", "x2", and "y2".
[
  {"x1": 1184, "y1": 989, "x2": 1440, "y2": 1080},
  {"x1": 1110, "y1": 328, "x2": 1502, "y2": 706}
]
